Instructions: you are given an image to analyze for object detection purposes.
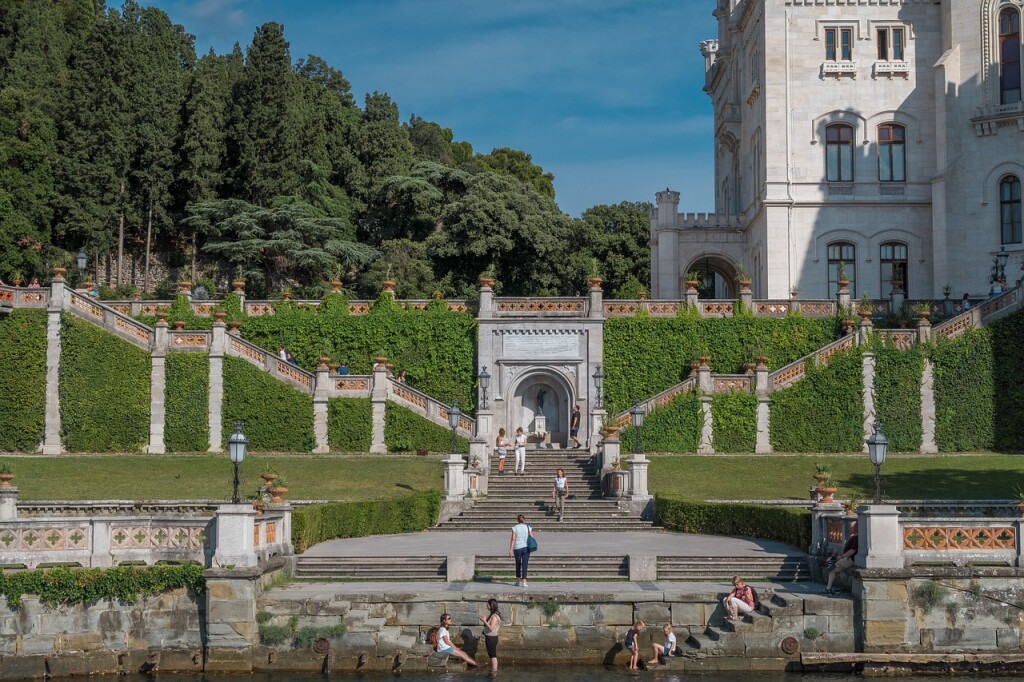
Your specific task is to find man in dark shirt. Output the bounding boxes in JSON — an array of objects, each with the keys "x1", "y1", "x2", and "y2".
[{"x1": 824, "y1": 531, "x2": 858, "y2": 594}]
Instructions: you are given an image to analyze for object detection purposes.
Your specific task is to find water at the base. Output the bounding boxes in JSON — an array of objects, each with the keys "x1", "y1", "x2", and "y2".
[{"x1": 75, "y1": 673, "x2": 1022, "y2": 682}]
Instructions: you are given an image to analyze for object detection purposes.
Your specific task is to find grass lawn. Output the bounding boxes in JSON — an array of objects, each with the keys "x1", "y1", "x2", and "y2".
[
  {"x1": 0, "y1": 454, "x2": 443, "y2": 501},
  {"x1": 648, "y1": 454, "x2": 1024, "y2": 501}
]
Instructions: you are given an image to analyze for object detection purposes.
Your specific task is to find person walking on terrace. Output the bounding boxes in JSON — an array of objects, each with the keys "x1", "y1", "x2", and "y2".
[
  {"x1": 723, "y1": 575, "x2": 755, "y2": 621},
  {"x1": 479, "y1": 598, "x2": 502, "y2": 673},
  {"x1": 514, "y1": 427, "x2": 527, "y2": 475},
  {"x1": 435, "y1": 613, "x2": 478, "y2": 668},
  {"x1": 552, "y1": 468, "x2": 569, "y2": 522},
  {"x1": 509, "y1": 514, "x2": 535, "y2": 588}
]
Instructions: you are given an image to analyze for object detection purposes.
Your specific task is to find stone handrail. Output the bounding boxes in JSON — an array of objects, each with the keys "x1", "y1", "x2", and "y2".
[
  {"x1": 769, "y1": 333, "x2": 857, "y2": 391},
  {"x1": 0, "y1": 284, "x2": 49, "y2": 308},
  {"x1": 493, "y1": 297, "x2": 588, "y2": 316},
  {"x1": 65, "y1": 290, "x2": 154, "y2": 349},
  {"x1": 609, "y1": 377, "x2": 697, "y2": 425},
  {"x1": 327, "y1": 374, "x2": 373, "y2": 397},
  {"x1": 387, "y1": 379, "x2": 474, "y2": 437},
  {"x1": 98, "y1": 297, "x2": 475, "y2": 317},
  {"x1": 225, "y1": 333, "x2": 315, "y2": 393}
]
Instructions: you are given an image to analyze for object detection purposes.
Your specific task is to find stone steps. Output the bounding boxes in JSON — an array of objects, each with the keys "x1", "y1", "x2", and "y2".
[
  {"x1": 474, "y1": 555, "x2": 628, "y2": 580},
  {"x1": 295, "y1": 556, "x2": 447, "y2": 581},
  {"x1": 657, "y1": 556, "x2": 813, "y2": 582}
]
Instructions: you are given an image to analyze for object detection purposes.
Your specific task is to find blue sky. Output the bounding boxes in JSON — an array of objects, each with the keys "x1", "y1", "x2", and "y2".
[{"x1": 145, "y1": 0, "x2": 717, "y2": 217}]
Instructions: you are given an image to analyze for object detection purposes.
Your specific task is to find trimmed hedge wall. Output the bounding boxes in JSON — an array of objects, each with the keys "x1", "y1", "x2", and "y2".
[
  {"x1": 291, "y1": 490, "x2": 441, "y2": 552},
  {"x1": 222, "y1": 356, "x2": 314, "y2": 452},
  {"x1": 60, "y1": 315, "x2": 150, "y2": 452},
  {"x1": 327, "y1": 398, "x2": 372, "y2": 452},
  {"x1": 770, "y1": 348, "x2": 864, "y2": 453},
  {"x1": 241, "y1": 295, "x2": 477, "y2": 411},
  {"x1": 711, "y1": 392, "x2": 757, "y2": 453},
  {"x1": 0, "y1": 310, "x2": 47, "y2": 451},
  {"x1": 872, "y1": 342, "x2": 924, "y2": 452},
  {"x1": 991, "y1": 310, "x2": 1024, "y2": 451},
  {"x1": 620, "y1": 391, "x2": 701, "y2": 453},
  {"x1": 0, "y1": 564, "x2": 205, "y2": 608},
  {"x1": 656, "y1": 496, "x2": 811, "y2": 550},
  {"x1": 932, "y1": 327, "x2": 994, "y2": 452},
  {"x1": 603, "y1": 315, "x2": 836, "y2": 414},
  {"x1": 165, "y1": 353, "x2": 210, "y2": 452},
  {"x1": 385, "y1": 402, "x2": 468, "y2": 453}
]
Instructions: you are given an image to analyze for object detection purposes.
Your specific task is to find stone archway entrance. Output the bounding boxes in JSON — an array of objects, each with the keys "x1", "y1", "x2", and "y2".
[
  {"x1": 509, "y1": 371, "x2": 573, "y2": 446},
  {"x1": 686, "y1": 255, "x2": 739, "y2": 299}
]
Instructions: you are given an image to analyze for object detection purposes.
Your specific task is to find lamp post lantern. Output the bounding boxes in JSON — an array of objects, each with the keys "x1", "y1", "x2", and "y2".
[
  {"x1": 76, "y1": 249, "x2": 87, "y2": 273},
  {"x1": 866, "y1": 421, "x2": 888, "y2": 505},
  {"x1": 227, "y1": 422, "x2": 248, "y2": 504},
  {"x1": 477, "y1": 366, "x2": 491, "y2": 410},
  {"x1": 447, "y1": 402, "x2": 462, "y2": 454},
  {"x1": 630, "y1": 401, "x2": 645, "y2": 455},
  {"x1": 998, "y1": 245, "x2": 1009, "y2": 284},
  {"x1": 593, "y1": 365, "x2": 604, "y2": 409}
]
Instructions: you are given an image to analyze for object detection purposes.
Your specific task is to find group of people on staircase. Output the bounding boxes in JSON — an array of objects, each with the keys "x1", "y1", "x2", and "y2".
[{"x1": 493, "y1": 427, "x2": 527, "y2": 475}]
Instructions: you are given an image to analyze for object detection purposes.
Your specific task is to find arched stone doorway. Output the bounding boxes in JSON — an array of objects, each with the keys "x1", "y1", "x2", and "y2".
[
  {"x1": 506, "y1": 369, "x2": 574, "y2": 447},
  {"x1": 685, "y1": 255, "x2": 740, "y2": 299}
]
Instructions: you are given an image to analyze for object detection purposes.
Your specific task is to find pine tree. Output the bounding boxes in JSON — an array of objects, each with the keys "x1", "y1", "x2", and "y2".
[{"x1": 354, "y1": 91, "x2": 414, "y2": 197}]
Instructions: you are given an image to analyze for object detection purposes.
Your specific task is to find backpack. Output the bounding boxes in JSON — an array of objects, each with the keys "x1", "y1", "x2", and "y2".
[
  {"x1": 427, "y1": 628, "x2": 438, "y2": 651},
  {"x1": 747, "y1": 585, "x2": 762, "y2": 611}
]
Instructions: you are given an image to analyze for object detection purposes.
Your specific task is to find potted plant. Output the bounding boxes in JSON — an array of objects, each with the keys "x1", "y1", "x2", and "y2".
[
  {"x1": 914, "y1": 301, "x2": 932, "y2": 320},
  {"x1": 816, "y1": 474, "x2": 838, "y2": 503},
  {"x1": 942, "y1": 283, "x2": 952, "y2": 299},
  {"x1": 734, "y1": 264, "x2": 751, "y2": 290},
  {"x1": 813, "y1": 462, "x2": 832, "y2": 486},
  {"x1": 469, "y1": 455, "x2": 480, "y2": 469},
  {"x1": 268, "y1": 478, "x2": 289, "y2": 503},
  {"x1": 0, "y1": 461, "x2": 14, "y2": 487},
  {"x1": 479, "y1": 264, "x2": 497, "y2": 289},
  {"x1": 11, "y1": 271, "x2": 23, "y2": 287},
  {"x1": 790, "y1": 285, "x2": 799, "y2": 300},
  {"x1": 685, "y1": 271, "x2": 702, "y2": 292},
  {"x1": 587, "y1": 258, "x2": 603, "y2": 289},
  {"x1": 260, "y1": 467, "x2": 279, "y2": 486},
  {"x1": 689, "y1": 361, "x2": 700, "y2": 377},
  {"x1": 836, "y1": 262, "x2": 850, "y2": 290},
  {"x1": 1014, "y1": 487, "x2": 1024, "y2": 516},
  {"x1": 843, "y1": 494, "x2": 862, "y2": 516},
  {"x1": 743, "y1": 361, "x2": 756, "y2": 375},
  {"x1": 282, "y1": 289, "x2": 293, "y2": 301},
  {"x1": 755, "y1": 355, "x2": 769, "y2": 369},
  {"x1": 858, "y1": 292, "x2": 873, "y2": 319}
]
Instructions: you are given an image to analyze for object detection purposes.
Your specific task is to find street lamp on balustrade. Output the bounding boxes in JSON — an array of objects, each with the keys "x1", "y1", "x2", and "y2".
[
  {"x1": 228, "y1": 422, "x2": 248, "y2": 504},
  {"x1": 630, "y1": 401, "x2": 645, "y2": 455},
  {"x1": 593, "y1": 365, "x2": 604, "y2": 409},
  {"x1": 448, "y1": 402, "x2": 462, "y2": 454},
  {"x1": 866, "y1": 421, "x2": 888, "y2": 505},
  {"x1": 477, "y1": 366, "x2": 491, "y2": 410},
  {"x1": 76, "y1": 249, "x2": 87, "y2": 273}
]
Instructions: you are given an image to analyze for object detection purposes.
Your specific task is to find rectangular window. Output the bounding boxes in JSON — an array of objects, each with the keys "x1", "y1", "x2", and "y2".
[
  {"x1": 877, "y1": 29, "x2": 888, "y2": 60},
  {"x1": 893, "y1": 28, "x2": 905, "y2": 60},
  {"x1": 827, "y1": 243, "x2": 856, "y2": 299},
  {"x1": 841, "y1": 28, "x2": 853, "y2": 60},
  {"x1": 826, "y1": 28, "x2": 837, "y2": 61},
  {"x1": 877, "y1": 27, "x2": 907, "y2": 61}
]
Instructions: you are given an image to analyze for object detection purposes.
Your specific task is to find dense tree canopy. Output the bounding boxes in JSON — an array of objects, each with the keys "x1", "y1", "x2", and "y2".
[{"x1": 0, "y1": 1, "x2": 650, "y2": 297}]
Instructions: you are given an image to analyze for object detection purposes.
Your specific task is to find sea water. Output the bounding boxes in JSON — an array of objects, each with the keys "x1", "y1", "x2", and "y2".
[{"x1": 59, "y1": 673, "x2": 1020, "y2": 682}]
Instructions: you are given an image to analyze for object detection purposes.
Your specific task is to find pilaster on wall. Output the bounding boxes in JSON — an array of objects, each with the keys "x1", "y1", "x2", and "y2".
[
  {"x1": 862, "y1": 352, "x2": 876, "y2": 452},
  {"x1": 698, "y1": 397, "x2": 714, "y2": 454},
  {"x1": 208, "y1": 322, "x2": 227, "y2": 453},
  {"x1": 41, "y1": 277, "x2": 64, "y2": 454},
  {"x1": 146, "y1": 321, "x2": 168, "y2": 454},
  {"x1": 920, "y1": 359, "x2": 938, "y2": 453},
  {"x1": 370, "y1": 363, "x2": 387, "y2": 453},
  {"x1": 312, "y1": 365, "x2": 329, "y2": 454}
]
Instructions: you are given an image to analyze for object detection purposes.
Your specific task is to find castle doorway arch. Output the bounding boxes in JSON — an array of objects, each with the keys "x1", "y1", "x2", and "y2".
[{"x1": 506, "y1": 369, "x2": 575, "y2": 447}]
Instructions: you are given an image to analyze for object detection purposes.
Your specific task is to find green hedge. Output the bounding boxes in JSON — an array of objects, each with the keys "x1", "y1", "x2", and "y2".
[
  {"x1": 165, "y1": 353, "x2": 210, "y2": 452},
  {"x1": 222, "y1": 356, "x2": 314, "y2": 452},
  {"x1": 0, "y1": 564, "x2": 205, "y2": 608},
  {"x1": 711, "y1": 391, "x2": 757, "y2": 453},
  {"x1": 656, "y1": 496, "x2": 811, "y2": 550},
  {"x1": 384, "y1": 402, "x2": 468, "y2": 453},
  {"x1": 241, "y1": 294, "x2": 477, "y2": 411},
  {"x1": 770, "y1": 348, "x2": 864, "y2": 453},
  {"x1": 60, "y1": 315, "x2": 150, "y2": 452},
  {"x1": 603, "y1": 315, "x2": 836, "y2": 414},
  {"x1": 0, "y1": 310, "x2": 47, "y2": 451},
  {"x1": 872, "y1": 342, "x2": 924, "y2": 452},
  {"x1": 991, "y1": 310, "x2": 1024, "y2": 451},
  {"x1": 932, "y1": 327, "x2": 995, "y2": 452},
  {"x1": 291, "y1": 490, "x2": 441, "y2": 552},
  {"x1": 327, "y1": 398, "x2": 372, "y2": 452},
  {"x1": 620, "y1": 390, "x2": 701, "y2": 453}
]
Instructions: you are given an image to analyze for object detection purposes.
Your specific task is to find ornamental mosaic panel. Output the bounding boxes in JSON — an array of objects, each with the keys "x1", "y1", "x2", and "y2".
[
  {"x1": 393, "y1": 385, "x2": 427, "y2": 409},
  {"x1": 903, "y1": 526, "x2": 1015, "y2": 550},
  {"x1": 246, "y1": 303, "x2": 274, "y2": 317},
  {"x1": 827, "y1": 520, "x2": 844, "y2": 543},
  {"x1": 110, "y1": 526, "x2": 205, "y2": 549},
  {"x1": 70, "y1": 294, "x2": 103, "y2": 318},
  {"x1": 980, "y1": 290, "x2": 1017, "y2": 320},
  {"x1": 277, "y1": 360, "x2": 312, "y2": 389},
  {"x1": 0, "y1": 289, "x2": 13, "y2": 302},
  {"x1": 798, "y1": 302, "x2": 836, "y2": 317},
  {"x1": 771, "y1": 361, "x2": 805, "y2": 389},
  {"x1": 603, "y1": 302, "x2": 638, "y2": 317},
  {"x1": 348, "y1": 302, "x2": 371, "y2": 315},
  {"x1": 115, "y1": 317, "x2": 152, "y2": 344},
  {"x1": 880, "y1": 330, "x2": 915, "y2": 350},
  {"x1": 172, "y1": 333, "x2": 209, "y2": 348},
  {"x1": 18, "y1": 292, "x2": 47, "y2": 304},
  {"x1": 335, "y1": 378, "x2": 370, "y2": 391},
  {"x1": 496, "y1": 299, "x2": 585, "y2": 314},
  {"x1": 701, "y1": 302, "x2": 735, "y2": 316},
  {"x1": 110, "y1": 304, "x2": 130, "y2": 314},
  {"x1": 266, "y1": 521, "x2": 277, "y2": 543},
  {"x1": 0, "y1": 527, "x2": 89, "y2": 551},
  {"x1": 713, "y1": 377, "x2": 751, "y2": 393},
  {"x1": 192, "y1": 304, "x2": 215, "y2": 316},
  {"x1": 645, "y1": 303, "x2": 680, "y2": 316},
  {"x1": 935, "y1": 314, "x2": 972, "y2": 339},
  {"x1": 230, "y1": 338, "x2": 266, "y2": 365},
  {"x1": 756, "y1": 302, "x2": 790, "y2": 316},
  {"x1": 141, "y1": 304, "x2": 160, "y2": 316},
  {"x1": 817, "y1": 337, "x2": 854, "y2": 365},
  {"x1": 447, "y1": 303, "x2": 469, "y2": 313}
]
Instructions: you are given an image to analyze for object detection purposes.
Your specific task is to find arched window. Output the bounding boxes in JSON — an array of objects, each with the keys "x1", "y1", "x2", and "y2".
[
  {"x1": 826, "y1": 124, "x2": 854, "y2": 182},
  {"x1": 878, "y1": 124, "x2": 906, "y2": 182},
  {"x1": 1002, "y1": 175, "x2": 1022, "y2": 245},
  {"x1": 1001, "y1": 7, "x2": 1022, "y2": 104},
  {"x1": 879, "y1": 242, "x2": 909, "y2": 294},
  {"x1": 827, "y1": 242, "x2": 856, "y2": 298}
]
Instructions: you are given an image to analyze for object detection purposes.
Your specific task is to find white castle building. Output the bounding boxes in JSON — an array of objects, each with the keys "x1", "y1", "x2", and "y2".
[{"x1": 651, "y1": 0, "x2": 1023, "y2": 301}]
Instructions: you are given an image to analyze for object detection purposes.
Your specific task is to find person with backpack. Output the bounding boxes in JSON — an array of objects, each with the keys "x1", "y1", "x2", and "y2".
[
  {"x1": 509, "y1": 514, "x2": 536, "y2": 587},
  {"x1": 722, "y1": 575, "x2": 756, "y2": 621},
  {"x1": 433, "y1": 613, "x2": 478, "y2": 668}
]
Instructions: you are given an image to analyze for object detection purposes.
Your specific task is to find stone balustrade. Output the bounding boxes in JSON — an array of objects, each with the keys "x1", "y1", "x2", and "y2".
[{"x1": 0, "y1": 489, "x2": 291, "y2": 569}]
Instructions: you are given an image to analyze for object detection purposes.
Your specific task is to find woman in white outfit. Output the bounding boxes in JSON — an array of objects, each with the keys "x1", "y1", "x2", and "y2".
[
  {"x1": 552, "y1": 468, "x2": 569, "y2": 521},
  {"x1": 514, "y1": 427, "x2": 527, "y2": 475}
]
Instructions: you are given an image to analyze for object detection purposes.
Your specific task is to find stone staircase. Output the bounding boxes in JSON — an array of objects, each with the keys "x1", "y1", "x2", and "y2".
[
  {"x1": 294, "y1": 556, "x2": 447, "y2": 581},
  {"x1": 436, "y1": 449, "x2": 653, "y2": 532},
  {"x1": 658, "y1": 556, "x2": 811, "y2": 582}
]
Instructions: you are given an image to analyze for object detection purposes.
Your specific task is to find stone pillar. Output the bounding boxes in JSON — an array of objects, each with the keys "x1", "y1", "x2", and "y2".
[
  {"x1": 587, "y1": 279, "x2": 604, "y2": 319},
  {"x1": 627, "y1": 454, "x2": 650, "y2": 498},
  {"x1": 755, "y1": 361, "x2": 771, "y2": 454},
  {"x1": 41, "y1": 275, "x2": 65, "y2": 454},
  {"x1": 0, "y1": 486, "x2": 18, "y2": 521},
  {"x1": 862, "y1": 352, "x2": 876, "y2": 452},
  {"x1": 739, "y1": 286, "x2": 753, "y2": 313},
  {"x1": 213, "y1": 503, "x2": 258, "y2": 568},
  {"x1": 146, "y1": 321, "x2": 168, "y2": 454},
  {"x1": 858, "y1": 315, "x2": 873, "y2": 345},
  {"x1": 130, "y1": 293, "x2": 142, "y2": 317},
  {"x1": 696, "y1": 361, "x2": 712, "y2": 394},
  {"x1": 601, "y1": 433, "x2": 621, "y2": 472},
  {"x1": 589, "y1": 408, "x2": 606, "y2": 455},
  {"x1": 208, "y1": 320, "x2": 227, "y2": 452},
  {"x1": 837, "y1": 284, "x2": 851, "y2": 313},
  {"x1": 698, "y1": 397, "x2": 714, "y2": 454},
  {"x1": 890, "y1": 287, "x2": 905, "y2": 314},
  {"x1": 312, "y1": 364, "x2": 330, "y2": 453},
  {"x1": 920, "y1": 359, "x2": 938, "y2": 453},
  {"x1": 856, "y1": 505, "x2": 902, "y2": 569},
  {"x1": 370, "y1": 360, "x2": 388, "y2": 453},
  {"x1": 91, "y1": 519, "x2": 113, "y2": 568},
  {"x1": 685, "y1": 287, "x2": 699, "y2": 310},
  {"x1": 478, "y1": 281, "x2": 494, "y2": 318},
  {"x1": 655, "y1": 190, "x2": 680, "y2": 299},
  {"x1": 468, "y1": 438, "x2": 487, "y2": 476},
  {"x1": 916, "y1": 316, "x2": 932, "y2": 344},
  {"x1": 443, "y1": 455, "x2": 467, "y2": 501},
  {"x1": 203, "y1": 571, "x2": 258, "y2": 672}
]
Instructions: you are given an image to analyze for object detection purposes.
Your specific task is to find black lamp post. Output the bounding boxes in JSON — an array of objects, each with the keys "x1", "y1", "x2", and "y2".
[
  {"x1": 997, "y1": 245, "x2": 1009, "y2": 284},
  {"x1": 866, "y1": 421, "x2": 888, "y2": 505},
  {"x1": 448, "y1": 402, "x2": 462, "y2": 454},
  {"x1": 630, "y1": 401, "x2": 645, "y2": 455},
  {"x1": 593, "y1": 365, "x2": 604, "y2": 409},
  {"x1": 76, "y1": 249, "x2": 87, "y2": 273},
  {"x1": 228, "y1": 422, "x2": 248, "y2": 503},
  {"x1": 478, "y1": 366, "x2": 491, "y2": 410}
]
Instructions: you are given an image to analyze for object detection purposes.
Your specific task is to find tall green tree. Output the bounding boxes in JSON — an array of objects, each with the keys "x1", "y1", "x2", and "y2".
[
  {"x1": 574, "y1": 201, "x2": 652, "y2": 296},
  {"x1": 354, "y1": 91, "x2": 413, "y2": 196},
  {"x1": 406, "y1": 114, "x2": 454, "y2": 165},
  {"x1": 474, "y1": 147, "x2": 555, "y2": 200},
  {"x1": 229, "y1": 22, "x2": 302, "y2": 205}
]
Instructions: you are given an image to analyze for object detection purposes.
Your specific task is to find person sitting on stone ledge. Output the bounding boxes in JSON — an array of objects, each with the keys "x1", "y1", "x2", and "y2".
[
  {"x1": 435, "y1": 613, "x2": 478, "y2": 668},
  {"x1": 823, "y1": 527, "x2": 858, "y2": 595},
  {"x1": 723, "y1": 575, "x2": 755, "y2": 621}
]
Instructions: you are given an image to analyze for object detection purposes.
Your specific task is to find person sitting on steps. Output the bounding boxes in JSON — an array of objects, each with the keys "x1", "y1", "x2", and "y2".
[
  {"x1": 435, "y1": 613, "x2": 478, "y2": 668},
  {"x1": 723, "y1": 575, "x2": 755, "y2": 621},
  {"x1": 647, "y1": 623, "x2": 676, "y2": 666},
  {"x1": 823, "y1": 526, "x2": 858, "y2": 595}
]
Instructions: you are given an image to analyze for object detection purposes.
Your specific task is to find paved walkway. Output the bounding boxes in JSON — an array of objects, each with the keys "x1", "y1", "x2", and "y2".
[{"x1": 302, "y1": 530, "x2": 803, "y2": 558}]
